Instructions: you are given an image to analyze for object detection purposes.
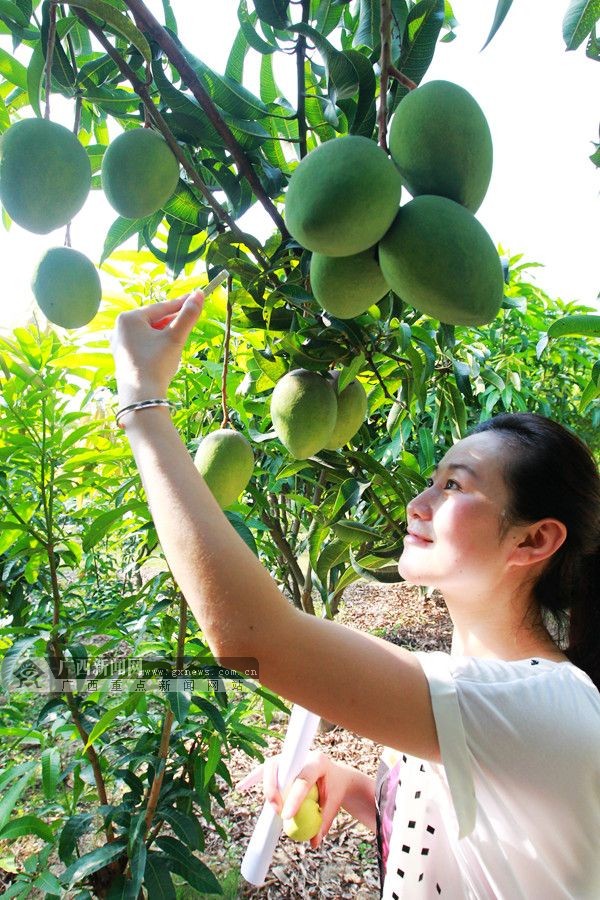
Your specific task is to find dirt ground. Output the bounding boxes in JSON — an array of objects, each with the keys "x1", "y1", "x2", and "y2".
[{"x1": 201, "y1": 581, "x2": 453, "y2": 899}]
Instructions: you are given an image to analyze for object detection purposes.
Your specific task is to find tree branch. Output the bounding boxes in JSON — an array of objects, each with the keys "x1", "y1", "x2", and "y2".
[
  {"x1": 299, "y1": 468, "x2": 329, "y2": 615},
  {"x1": 378, "y1": 0, "x2": 392, "y2": 151},
  {"x1": 388, "y1": 65, "x2": 417, "y2": 92},
  {"x1": 221, "y1": 277, "x2": 233, "y2": 428},
  {"x1": 261, "y1": 509, "x2": 305, "y2": 603},
  {"x1": 123, "y1": 0, "x2": 288, "y2": 236},
  {"x1": 296, "y1": 0, "x2": 310, "y2": 159},
  {"x1": 44, "y1": 0, "x2": 57, "y2": 120}
]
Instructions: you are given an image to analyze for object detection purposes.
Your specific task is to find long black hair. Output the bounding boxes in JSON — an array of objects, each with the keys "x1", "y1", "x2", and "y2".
[{"x1": 470, "y1": 413, "x2": 600, "y2": 689}]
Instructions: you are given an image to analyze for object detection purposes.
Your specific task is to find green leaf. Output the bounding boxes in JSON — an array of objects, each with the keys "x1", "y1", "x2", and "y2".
[
  {"x1": 259, "y1": 52, "x2": 278, "y2": 103},
  {"x1": 337, "y1": 353, "x2": 366, "y2": 392},
  {"x1": 0, "y1": 762, "x2": 38, "y2": 793},
  {"x1": 190, "y1": 695, "x2": 227, "y2": 736},
  {"x1": 547, "y1": 313, "x2": 600, "y2": 338},
  {"x1": 237, "y1": 2, "x2": 277, "y2": 54},
  {"x1": 41, "y1": 5, "x2": 77, "y2": 91},
  {"x1": 159, "y1": 809, "x2": 204, "y2": 852},
  {"x1": 203, "y1": 734, "x2": 222, "y2": 787},
  {"x1": 390, "y1": 0, "x2": 444, "y2": 111},
  {"x1": 144, "y1": 852, "x2": 176, "y2": 899},
  {"x1": 315, "y1": 539, "x2": 348, "y2": 588},
  {"x1": 161, "y1": 0, "x2": 177, "y2": 33},
  {"x1": 82, "y1": 501, "x2": 148, "y2": 552},
  {"x1": 223, "y1": 511, "x2": 259, "y2": 555},
  {"x1": 355, "y1": 0, "x2": 381, "y2": 50},
  {"x1": 563, "y1": 0, "x2": 600, "y2": 50},
  {"x1": 83, "y1": 699, "x2": 130, "y2": 751},
  {"x1": 41, "y1": 747, "x2": 61, "y2": 800},
  {"x1": 579, "y1": 377, "x2": 600, "y2": 412},
  {"x1": 0, "y1": 814, "x2": 53, "y2": 842},
  {"x1": 332, "y1": 519, "x2": 381, "y2": 544},
  {"x1": 0, "y1": 1, "x2": 29, "y2": 27},
  {"x1": 0, "y1": 47, "x2": 27, "y2": 89},
  {"x1": 58, "y1": 813, "x2": 94, "y2": 864},
  {"x1": 253, "y1": 0, "x2": 289, "y2": 29},
  {"x1": 152, "y1": 59, "x2": 222, "y2": 148},
  {"x1": 163, "y1": 181, "x2": 205, "y2": 226},
  {"x1": 344, "y1": 49, "x2": 376, "y2": 135},
  {"x1": 0, "y1": 772, "x2": 38, "y2": 832},
  {"x1": 0, "y1": 635, "x2": 41, "y2": 692},
  {"x1": 167, "y1": 690, "x2": 190, "y2": 724},
  {"x1": 155, "y1": 836, "x2": 222, "y2": 893},
  {"x1": 481, "y1": 0, "x2": 514, "y2": 50},
  {"x1": 182, "y1": 50, "x2": 269, "y2": 120},
  {"x1": 60, "y1": 840, "x2": 127, "y2": 887},
  {"x1": 34, "y1": 871, "x2": 62, "y2": 894},
  {"x1": 349, "y1": 548, "x2": 405, "y2": 583},
  {"x1": 292, "y1": 23, "x2": 360, "y2": 100},
  {"x1": 67, "y1": 0, "x2": 152, "y2": 63},
  {"x1": 101, "y1": 213, "x2": 161, "y2": 264},
  {"x1": 251, "y1": 348, "x2": 287, "y2": 384}
]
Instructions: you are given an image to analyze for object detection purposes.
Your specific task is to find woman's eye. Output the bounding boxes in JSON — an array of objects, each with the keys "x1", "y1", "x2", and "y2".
[
  {"x1": 445, "y1": 479, "x2": 460, "y2": 490},
  {"x1": 426, "y1": 477, "x2": 434, "y2": 487}
]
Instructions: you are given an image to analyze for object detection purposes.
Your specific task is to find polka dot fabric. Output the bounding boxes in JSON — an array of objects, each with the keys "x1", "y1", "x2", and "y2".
[{"x1": 376, "y1": 750, "x2": 466, "y2": 898}]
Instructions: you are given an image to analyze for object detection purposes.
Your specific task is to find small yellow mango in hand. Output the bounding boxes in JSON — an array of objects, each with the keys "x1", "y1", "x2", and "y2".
[{"x1": 282, "y1": 784, "x2": 322, "y2": 842}]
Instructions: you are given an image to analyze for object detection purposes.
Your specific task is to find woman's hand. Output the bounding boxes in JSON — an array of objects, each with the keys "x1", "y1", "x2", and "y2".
[
  {"x1": 111, "y1": 291, "x2": 204, "y2": 407},
  {"x1": 236, "y1": 750, "x2": 347, "y2": 849}
]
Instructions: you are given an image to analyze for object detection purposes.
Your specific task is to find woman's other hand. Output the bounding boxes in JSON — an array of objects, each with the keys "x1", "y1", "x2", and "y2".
[
  {"x1": 111, "y1": 291, "x2": 204, "y2": 406},
  {"x1": 236, "y1": 750, "x2": 346, "y2": 849}
]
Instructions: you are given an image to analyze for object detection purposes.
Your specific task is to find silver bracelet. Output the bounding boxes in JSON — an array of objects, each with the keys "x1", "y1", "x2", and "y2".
[{"x1": 115, "y1": 398, "x2": 175, "y2": 428}]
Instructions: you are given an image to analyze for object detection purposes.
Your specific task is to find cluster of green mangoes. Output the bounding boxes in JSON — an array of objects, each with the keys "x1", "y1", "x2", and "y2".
[
  {"x1": 271, "y1": 368, "x2": 368, "y2": 459},
  {"x1": 0, "y1": 118, "x2": 179, "y2": 328},
  {"x1": 285, "y1": 80, "x2": 504, "y2": 327},
  {"x1": 193, "y1": 368, "x2": 368, "y2": 510}
]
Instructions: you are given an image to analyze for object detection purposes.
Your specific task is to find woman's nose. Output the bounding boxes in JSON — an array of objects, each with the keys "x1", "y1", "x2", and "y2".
[{"x1": 406, "y1": 488, "x2": 432, "y2": 520}]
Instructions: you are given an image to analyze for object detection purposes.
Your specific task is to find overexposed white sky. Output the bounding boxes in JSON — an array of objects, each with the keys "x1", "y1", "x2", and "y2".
[{"x1": 0, "y1": 0, "x2": 598, "y2": 331}]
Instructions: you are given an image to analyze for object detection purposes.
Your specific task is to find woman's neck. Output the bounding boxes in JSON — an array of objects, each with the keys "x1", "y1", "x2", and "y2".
[{"x1": 443, "y1": 585, "x2": 567, "y2": 662}]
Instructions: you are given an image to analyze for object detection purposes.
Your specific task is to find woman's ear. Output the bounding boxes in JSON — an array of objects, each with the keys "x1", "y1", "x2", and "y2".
[{"x1": 509, "y1": 519, "x2": 567, "y2": 568}]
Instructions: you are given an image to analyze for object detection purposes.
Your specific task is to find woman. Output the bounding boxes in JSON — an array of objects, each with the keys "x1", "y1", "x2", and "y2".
[{"x1": 112, "y1": 292, "x2": 600, "y2": 898}]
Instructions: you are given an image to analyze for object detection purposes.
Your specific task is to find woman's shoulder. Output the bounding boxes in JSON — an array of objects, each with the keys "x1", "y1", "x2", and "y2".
[
  {"x1": 419, "y1": 649, "x2": 597, "y2": 690},
  {"x1": 416, "y1": 650, "x2": 600, "y2": 737}
]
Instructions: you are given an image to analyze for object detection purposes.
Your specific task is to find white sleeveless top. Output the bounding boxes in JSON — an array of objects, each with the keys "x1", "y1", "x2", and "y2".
[{"x1": 376, "y1": 653, "x2": 600, "y2": 899}]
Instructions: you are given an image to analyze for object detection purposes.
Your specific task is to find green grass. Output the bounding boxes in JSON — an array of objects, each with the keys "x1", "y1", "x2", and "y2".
[{"x1": 174, "y1": 866, "x2": 241, "y2": 899}]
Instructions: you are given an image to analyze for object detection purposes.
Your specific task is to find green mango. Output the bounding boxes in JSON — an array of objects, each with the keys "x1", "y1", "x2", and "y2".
[
  {"x1": 378, "y1": 195, "x2": 504, "y2": 326},
  {"x1": 194, "y1": 429, "x2": 254, "y2": 508},
  {"x1": 32, "y1": 247, "x2": 101, "y2": 329},
  {"x1": 389, "y1": 80, "x2": 493, "y2": 213},
  {"x1": 102, "y1": 128, "x2": 180, "y2": 219},
  {"x1": 285, "y1": 135, "x2": 402, "y2": 257},
  {"x1": 271, "y1": 369, "x2": 337, "y2": 459},
  {"x1": 310, "y1": 246, "x2": 389, "y2": 319},
  {"x1": 0, "y1": 119, "x2": 91, "y2": 234},
  {"x1": 323, "y1": 372, "x2": 368, "y2": 449}
]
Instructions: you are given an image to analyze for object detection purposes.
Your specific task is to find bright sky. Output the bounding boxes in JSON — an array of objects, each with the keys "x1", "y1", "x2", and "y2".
[{"x1": 0, "y1": 0, "x2": 598, "y2": 332}]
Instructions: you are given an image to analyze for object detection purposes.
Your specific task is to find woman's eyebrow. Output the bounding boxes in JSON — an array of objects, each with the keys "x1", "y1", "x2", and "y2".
[{"x1": 433, "y1": 462, "x2": 479, "y2": 479}]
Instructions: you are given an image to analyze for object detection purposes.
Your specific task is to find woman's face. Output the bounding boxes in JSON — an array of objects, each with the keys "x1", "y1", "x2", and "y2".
[{"x1": 398, "y1": 431, "x2": 518, "y2": 593}]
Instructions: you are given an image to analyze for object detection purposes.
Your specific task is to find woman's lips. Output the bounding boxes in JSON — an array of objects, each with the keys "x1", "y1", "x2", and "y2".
[{"x1": 404, "y1": 532, "x2": 433, "y2": 546}]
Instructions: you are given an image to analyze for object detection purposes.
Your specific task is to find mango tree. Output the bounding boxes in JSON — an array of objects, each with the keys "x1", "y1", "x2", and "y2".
[{"x1": 0, "y1": 0, "x2": 598, "y2": 896}]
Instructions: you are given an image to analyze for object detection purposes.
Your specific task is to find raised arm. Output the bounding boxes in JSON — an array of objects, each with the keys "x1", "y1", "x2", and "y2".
[{"x1": 112, "y1": 295, "x2": 440, "y2": 763}]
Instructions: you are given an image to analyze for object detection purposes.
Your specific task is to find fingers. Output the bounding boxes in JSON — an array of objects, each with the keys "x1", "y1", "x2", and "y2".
[
  {"x1": 235, "y1": 756, "x2": 283, "y2": 814},
  {"x1": 167, "y1": 291, "x2": 204, "y2": 342},
  {"x1": 236, "y1": 763, "x2": 264, "y2": 793}
]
